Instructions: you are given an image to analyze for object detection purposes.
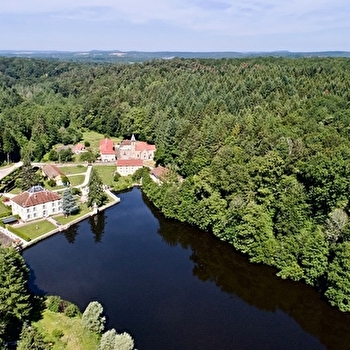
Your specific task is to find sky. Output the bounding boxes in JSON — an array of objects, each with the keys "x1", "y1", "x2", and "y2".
[{"x1": 0, "y1": 0, "x2": 349, "y2": 52}]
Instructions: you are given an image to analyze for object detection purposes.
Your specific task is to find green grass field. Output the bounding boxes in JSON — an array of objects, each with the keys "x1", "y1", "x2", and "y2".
[
  {"x1": 67, "y1": 175, "x2": 85, "y2": 187},
  {"x1": 35, "y1": 310, "x2": 100, "y2": 350},
  {"x1": 94, "y1": 165, "x2": 116, "y2": 187},
  {"x1": 82, "y1": 130, "x2": 120, "y2": 152},
  {"x1": 59, "y1": 165, "x2": 87, "y2": 175},
  {"x1": 114, "y1": 175, "x2": 134, "y2": 191},
  {"x1": 55, "y1": 204, "x2": 90, "y2": 225},
  {"x1": 11, "y1": 220, "x2": 57, "y2": 240},
  {"x1": 0, "y1": 197, "x2": 11, "y2": 216},
  {"x1": 9, "y1": 187, "x2": 21, "y2": 194}
]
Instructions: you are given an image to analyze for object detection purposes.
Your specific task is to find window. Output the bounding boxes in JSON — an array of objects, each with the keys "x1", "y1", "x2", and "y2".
[{"x1": 43, "y1": 204, "x2": 46, "y2": 209}]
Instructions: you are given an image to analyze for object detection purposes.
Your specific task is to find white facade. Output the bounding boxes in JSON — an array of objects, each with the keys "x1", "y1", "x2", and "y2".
[
  {"x1": 101, "y1": 153, "x2": 116, "y2": 162},
  {"x1": 11, "y1": 186, "x2": 63, "y2": 222},
  {"x1": 11, "y1": 200, "x2": 62, "y2": 222},
  {"x1": 117, "y1": 164, "x2": 143, "y2": 176}
]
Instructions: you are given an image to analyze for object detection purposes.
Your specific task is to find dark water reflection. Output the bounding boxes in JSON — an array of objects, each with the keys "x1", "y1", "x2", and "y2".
[{"x1": 22, "y1": 188, "x2": 350, "y2": 350}]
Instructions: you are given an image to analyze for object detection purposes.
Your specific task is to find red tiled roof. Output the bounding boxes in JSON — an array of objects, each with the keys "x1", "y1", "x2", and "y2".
[
  {"x1": 42, "y1": 164, "x2": 64, "y2": 178},
  {"x1": 116, "y1": 159, "x2": 143, "y2": 167},
  {"x1": 99, "y1": 139, "x2": 115, "y2": 154},
  {"x1": 135, "y1": 141, "x2": 156, "y2": 152},
  {"x1": 73, "y1": 143, "x2": 85, "y2": 151},
  {"x1": 11, "y1": 188, "x2": 61, "y2": 208},
  {"x1": 151, "y1": 166, "x2": 168, "y2": 179},
  {"x1": 120, "y1": 140, "x2": 132, "y2": 146}
]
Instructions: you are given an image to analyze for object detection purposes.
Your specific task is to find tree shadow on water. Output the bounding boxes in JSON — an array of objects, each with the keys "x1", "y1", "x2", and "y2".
[
  {"x1": 63, "y1": 224, "x2": 79, "y2": 244},
  {"x1": 89, "y1": 212, "x2": 106, "y2": 243}
]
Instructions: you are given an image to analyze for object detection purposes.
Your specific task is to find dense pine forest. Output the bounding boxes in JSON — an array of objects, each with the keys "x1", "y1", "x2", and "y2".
[{"x1": 1, "y1": 56, "x2": 350, "y2": 311}]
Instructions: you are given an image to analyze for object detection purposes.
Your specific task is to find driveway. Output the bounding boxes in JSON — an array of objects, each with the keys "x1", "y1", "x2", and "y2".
[{"x1": 0, "y1": 162, "x2": 23, "y2": 181}]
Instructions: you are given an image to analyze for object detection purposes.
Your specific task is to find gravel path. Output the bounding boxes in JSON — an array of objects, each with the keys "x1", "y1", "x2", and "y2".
[{"x1": 0, "y1": 231, "x2": 14, "y2": 247}]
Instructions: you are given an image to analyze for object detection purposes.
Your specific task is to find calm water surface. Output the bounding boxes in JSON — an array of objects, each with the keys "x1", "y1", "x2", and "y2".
[{"x1": 23, "y1": 188, "x2": 350, "y2": 350}]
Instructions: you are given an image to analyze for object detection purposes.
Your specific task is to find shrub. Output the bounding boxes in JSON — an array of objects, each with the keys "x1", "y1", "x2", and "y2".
[
  {"x1": 64, "y1": 303, "x2": 80, "y2": 318},
  {"x1": 52, "y1": 329, "x2": 64, "y2": 339},
  {"x1": 71, "y1": 187, "x2": 82, "y2": 196},
  {"x1": 46, "y1": 295, "x2": 62, "y2": 312},
  {"x1": 61, "y1": 176, "x2": 69, "y2": 185},
  {"x1": 47, "y1": 179, "x2": 56, "y2": 187}
]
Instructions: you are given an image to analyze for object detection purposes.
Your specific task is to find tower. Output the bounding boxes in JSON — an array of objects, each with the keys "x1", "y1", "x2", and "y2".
[{"x1": 131, "y1": 134, "x2": 136, "y2": 153}]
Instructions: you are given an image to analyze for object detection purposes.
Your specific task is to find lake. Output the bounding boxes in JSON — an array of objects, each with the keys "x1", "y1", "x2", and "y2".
[{"x1": 23, "y1": 187, "x2": 350, "y2": 350}]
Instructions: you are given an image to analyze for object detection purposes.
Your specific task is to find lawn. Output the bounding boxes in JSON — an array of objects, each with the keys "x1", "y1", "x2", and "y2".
[
  {"x1": 9, "y1": 187, "x2": 21, "y2": 195},
  {"x1": 45, "y1": 182, "x2": 66, "y2": 191},
  {"x1": 94, "y1": 165, "x2": 116, "y2": 187},
  {"x1": 67, "y1": 175, "x2": 85, "y2": 187},
  {"x1": 82, "y1": 130, "x2": 120, "y2": 152},
  {"x1": 0, "y1": 197, "x2": 11, "y2": 216},
  {"x1": 10, "y1": 220, "x2": 57, "y2": 241},
  {"x1": 35, "y1": 310, "x2": 100, "y2": 350},
  {"x1": 59, "y1": 165, "x2": 87, "y2": 175},
  {"x1": 54, "y1": 204, "x2": 91, "y2": 225},
  {"x1": 114, "y1": 175, "x2": 134, "y2": 192}
]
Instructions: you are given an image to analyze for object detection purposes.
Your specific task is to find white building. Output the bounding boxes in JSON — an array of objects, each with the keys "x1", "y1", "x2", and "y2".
[
  {"x1": 99, "y1": 138, "x2": 116, "y2": 162},
  {"x1": 11, "y1": 186, "x2": 62, "y2": 222},
  {"x1": 116, "y1": 159, "x2": 143, "y2": 176}
]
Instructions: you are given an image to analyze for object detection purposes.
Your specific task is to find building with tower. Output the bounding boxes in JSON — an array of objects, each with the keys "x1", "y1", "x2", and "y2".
[{"x1": 116, "y1": 134, "x2": 156, "y2": 161}]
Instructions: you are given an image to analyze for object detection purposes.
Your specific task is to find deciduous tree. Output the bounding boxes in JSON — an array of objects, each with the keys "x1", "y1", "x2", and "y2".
[{"x1": 82, "y1": 301, "x2": 105, "y2": 334}]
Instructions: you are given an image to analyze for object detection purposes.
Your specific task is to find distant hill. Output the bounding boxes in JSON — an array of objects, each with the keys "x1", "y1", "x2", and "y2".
[{"x1": 0, "y1": 50, "x2": 349, "y2": 63}]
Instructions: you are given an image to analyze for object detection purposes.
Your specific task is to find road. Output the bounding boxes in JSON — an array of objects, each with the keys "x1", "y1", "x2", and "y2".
[{"x1": 0, "y1": 162, "x2": 23, "y2": 181}]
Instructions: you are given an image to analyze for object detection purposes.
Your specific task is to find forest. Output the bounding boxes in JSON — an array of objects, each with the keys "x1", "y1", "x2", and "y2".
[{"x1": 1, "y1": 56, "x2": 350, "y2": 311}]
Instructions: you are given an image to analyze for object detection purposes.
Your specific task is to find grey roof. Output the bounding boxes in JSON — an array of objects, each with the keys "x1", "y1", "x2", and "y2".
[{"x1": 28, "y1": 185, "x2": 45, "y2": 193}]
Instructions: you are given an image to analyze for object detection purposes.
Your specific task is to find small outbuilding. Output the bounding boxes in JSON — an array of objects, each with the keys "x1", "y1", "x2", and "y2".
[
  {"x1": 1, "y1": 216, "x2": 18, "y2": 225},
  {"x1": 42, "y1": 164, "x2": 65, "y2": 186}
]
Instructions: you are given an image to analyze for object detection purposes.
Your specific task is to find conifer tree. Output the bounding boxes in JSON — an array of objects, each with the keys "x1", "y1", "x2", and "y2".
[
  {"x1": 87, "y1": 168, "x2": 107, "y2": 207},
  {"x1": 17, "y1": 324, "x2": 48, "y2": 350},
  {"x1": 62, "y1": 188, "x2": 79, "y2": 216},
  {"x1": 16, "y1": 158, "x2": 43, "y2": 191},
  {"x1": 0, "y1": 247, "x2": 32, "y2": 340}
]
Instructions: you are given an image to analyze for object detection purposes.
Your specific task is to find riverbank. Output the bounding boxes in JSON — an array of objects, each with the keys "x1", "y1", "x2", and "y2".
[{"x1": 1, "y1": 189, "x2": 120, "y2": 250}]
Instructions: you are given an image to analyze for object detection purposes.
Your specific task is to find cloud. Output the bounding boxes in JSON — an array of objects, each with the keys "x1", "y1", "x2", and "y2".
[
  {"x1": 51, "y1": 6, "x2": 118, "y2": 21},
  {"x1": 1, "y1": 0, "x2": 349, "y2": 50}
]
